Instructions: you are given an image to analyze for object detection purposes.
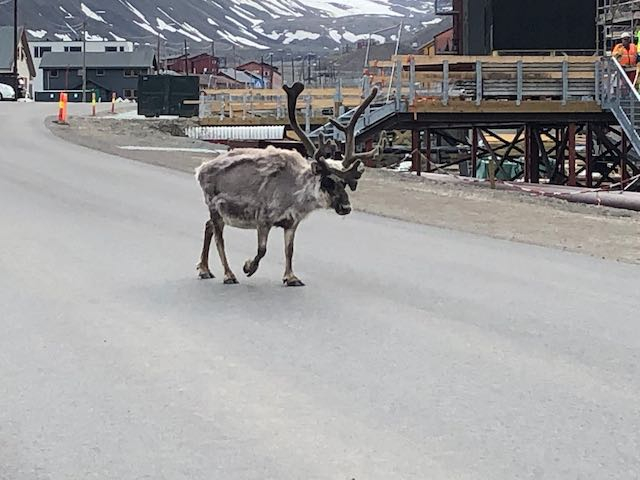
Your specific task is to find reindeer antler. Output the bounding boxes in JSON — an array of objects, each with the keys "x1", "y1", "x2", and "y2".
[
  {"x1": 329, "y1": 87, "x2": 379, "y2": 169},
  {"x1": 283, "y1": 82, "x2": 318, "y2": 159}
]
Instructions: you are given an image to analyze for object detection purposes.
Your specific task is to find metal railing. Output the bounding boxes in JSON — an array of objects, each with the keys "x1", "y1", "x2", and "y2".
[
  {"x1": 598, "y1": 56, "x2": 640, "y2": 153},
  {"x1": 401, "y1": 56, "x2": 601, "y2": 106}
]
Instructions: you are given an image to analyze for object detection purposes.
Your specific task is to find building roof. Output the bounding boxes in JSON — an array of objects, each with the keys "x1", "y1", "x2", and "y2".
[
  {"x1": 237, "y1": 61, "x2": 279, "y2": 72},
  {"x1": 40, "y1": 48, "x2": 156, "y2": 69},
  {"x1": 218, "y1": 68, "x2": 262, "y2": 85},
  {"x1": 0, "y1": 26, "x2": 36, "y2": 76}
]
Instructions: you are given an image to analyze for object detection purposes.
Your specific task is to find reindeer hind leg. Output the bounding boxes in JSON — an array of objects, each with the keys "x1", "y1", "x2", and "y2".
[{"x1": 211, "y1": 215, "x2": 238, "y2": 285}]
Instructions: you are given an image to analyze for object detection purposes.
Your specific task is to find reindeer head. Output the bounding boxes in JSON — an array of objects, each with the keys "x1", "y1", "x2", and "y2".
[{"x1": 283, "y1": 82, "x2": 378, "y2": 216}]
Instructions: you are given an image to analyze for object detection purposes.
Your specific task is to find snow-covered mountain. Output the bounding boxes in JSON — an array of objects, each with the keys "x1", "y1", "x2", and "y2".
[{"x1": 5, "y1": 0, "x2": 436, "y2": 56}]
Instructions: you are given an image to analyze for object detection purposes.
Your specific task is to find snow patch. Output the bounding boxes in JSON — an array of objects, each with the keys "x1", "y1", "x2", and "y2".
[
  {"x1": 54, "y1": 33, "x2": 73, "y2": 41},
  {"x1": 421, "y1": 18, "x2": 443, "y2": 26},
  {"x1": 207, "y1": 18, "x2": 218, "y2": 26},
  {"x1": 230, "y1": 6, "x2": 263, "y2": 27},
  {"x1": 254, "y1": 25, "x2": 281, "y2": 40},
  {"x1": 156, "y1": 18, "x2": 177, "y2": 32},
  {"x1": 121, "y1": 0, "x2": 150, "y2": 25},
  {"x1": 182, "y1": 22, "x2": 213, "y2": 42},
  {"x1": 109, "y1": 31, "x2": 126, "y2": 41},
  {"x1": 328, "y1": 29, "x2": 342, "y2": 43},
  {"x1": 237, "y1": 0, "x2": 276, "y2": 18},
  {"x1": 28, "y1": 29, "x2": 47, "y2": 39},
  {"x1": 81, "y1": 3, "x2": 107, "y2": 23},
  {"x1": 343, "y1": 31, "x2": 385, "y2": 44},
  {"x1": 295, "y1": 0, "x2": 402, "y2": 18},
  {"x1": 59, "y1": 6, "x2": 74, "y2": 19},
  {"x1": 224, "y1": 15, "x2": 252, "y2": 33},
  {"x1": 134, "y1": 21, "x2": 163, "y2": 38},
  {"x1": 217, "y1": 30, "x2": 269, "y2": 50},
  {"x1": 85, "y1": 32, "x2": 106, "y2": 41},
  {"x1": 282, "y1": 30, "x2": 321, "y2": 45}
]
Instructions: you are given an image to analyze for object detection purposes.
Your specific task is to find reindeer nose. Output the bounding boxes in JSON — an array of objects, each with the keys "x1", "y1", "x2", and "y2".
[{"x1": 339, "y1": 204, "x2": 352, "y2": 215}]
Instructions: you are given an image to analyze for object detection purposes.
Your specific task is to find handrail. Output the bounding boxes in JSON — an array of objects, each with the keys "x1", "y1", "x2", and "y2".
[{"x1": 599, "y1": 55, "x2": 640, "y2": 154}]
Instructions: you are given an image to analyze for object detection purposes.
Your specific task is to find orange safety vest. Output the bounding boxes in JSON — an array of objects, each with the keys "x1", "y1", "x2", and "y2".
[{"x1": 612, "y1": 43, "x2": 638, "y2": 66}]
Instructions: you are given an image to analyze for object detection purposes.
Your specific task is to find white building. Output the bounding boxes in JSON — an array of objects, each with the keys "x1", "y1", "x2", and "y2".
[{"x1": 29, "y1": 39, "x2": 134, "y2": 94}]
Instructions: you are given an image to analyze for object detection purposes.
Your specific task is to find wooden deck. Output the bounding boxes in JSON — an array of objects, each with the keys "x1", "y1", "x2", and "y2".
[{"x1": 409, "y1": 99, "x2": 604, "y2": 114}]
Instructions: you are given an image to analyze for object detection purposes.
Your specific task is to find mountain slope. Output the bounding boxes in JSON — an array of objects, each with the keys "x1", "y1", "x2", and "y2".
[{"x1": 4, "y1": 0, "x2": 437, "y2": 56}]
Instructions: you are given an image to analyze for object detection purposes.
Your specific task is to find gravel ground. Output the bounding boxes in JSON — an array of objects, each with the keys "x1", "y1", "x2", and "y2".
[{"x1": 47, "y1": 115, "x2": 640, "y2": 266}]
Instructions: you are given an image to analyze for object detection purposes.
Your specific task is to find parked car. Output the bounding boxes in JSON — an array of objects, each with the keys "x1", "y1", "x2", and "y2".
[{"x1": 0, "y1": 83, "x2": 16, "y2": 101}]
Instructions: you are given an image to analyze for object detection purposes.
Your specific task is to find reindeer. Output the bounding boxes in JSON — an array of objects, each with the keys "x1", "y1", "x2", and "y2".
[{"x1": 194, "y1": 82, "x2": 378, "y2": 286}]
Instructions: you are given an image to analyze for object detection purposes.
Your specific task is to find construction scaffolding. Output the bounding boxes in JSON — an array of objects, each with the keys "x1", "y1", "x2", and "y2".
[{"x1": 597, "y1": 0, "x2": 640, "y2": 54}]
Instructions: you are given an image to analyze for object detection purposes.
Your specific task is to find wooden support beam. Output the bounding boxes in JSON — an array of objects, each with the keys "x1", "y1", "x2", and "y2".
[
  {"x1": 412, "y1": 129, "x2": 421, "y2": 176},
  {"x1": 621, "y1": 134, "x2": 630, "y2": 182},
  {"x1": 568, "y1": 123, "x2": 577, "y2": 186},
  {"x1": 424, "y1": 128, "x2": 431, "y2": 173},
  {"x1": 586, "y1": 124, "x2": 593, "y2": 188},
  {"x1": 471, "y1": 127, "x2": 478, "y2": 178}
]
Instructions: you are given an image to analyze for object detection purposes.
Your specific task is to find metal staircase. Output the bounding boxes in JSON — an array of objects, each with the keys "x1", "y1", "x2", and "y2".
[
  {"x1": 599, "y1": 56, "x2": 640, "y2": 154},
  {"x1": 308, "y1": 94, "x2": 401, "y2": 144}
]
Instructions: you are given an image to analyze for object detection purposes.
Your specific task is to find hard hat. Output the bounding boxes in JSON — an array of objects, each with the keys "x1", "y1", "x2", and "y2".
[{"x1": 622, "y1": 32, "x2": 632, "y2": 39}]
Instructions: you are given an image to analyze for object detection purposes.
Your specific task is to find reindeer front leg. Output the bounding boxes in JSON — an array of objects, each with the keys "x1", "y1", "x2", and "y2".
[
  {"x1": 243, "y1": 225, "x2": 270, "y2": 277},
  {"x1": 283, "y1": 224, "x2": 304, "y2": 287},
  {"x1": 196, "y1": 219, "x2": 215, "y2": 279}
]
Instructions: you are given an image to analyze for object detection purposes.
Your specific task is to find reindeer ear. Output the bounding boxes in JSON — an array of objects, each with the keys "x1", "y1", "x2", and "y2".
[{"x1": 346, "y1": 160, "x2": 364, "y2": 180}]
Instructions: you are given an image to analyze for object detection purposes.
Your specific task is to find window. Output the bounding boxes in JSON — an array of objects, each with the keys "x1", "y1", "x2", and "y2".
[
  {"x1": 124, "y1": 69, "x2": 138, "y2": 77},
  {"x1": 123, "y1": 89, "x2": 137, "y2": 99},
  {"x1": 64, "y1": 46, "x2": 82, "y2": 52},
  {"x1": 34, "y1": 46, "x2": 52, "y2": 58},
  {"x1": 96, "y1": 69, "x2": 105, "y2": 76},
  {"x1": 49, "y1": 69, "x2": 59, "y2": 78},
  {"x1": 119, "y1": 46, "x2": 125, "y2": 52},
  {"x1": 105, "y1": 46, "x2": 117, "y2": 52}
]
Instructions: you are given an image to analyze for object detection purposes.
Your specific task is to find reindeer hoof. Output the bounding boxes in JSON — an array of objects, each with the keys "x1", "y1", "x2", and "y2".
[
  {"x1": 223, "y1": 276, "x2": 239, "y2": 285},
  {"x1": 198, "y1": 269, "x2": 215, "y2": 279},
  {"x1": 243, "y1": 260, "x2": 258, "y2": 277},
  {"x1": 283, "y1": 277, "x2": 305, "y2": 287}
]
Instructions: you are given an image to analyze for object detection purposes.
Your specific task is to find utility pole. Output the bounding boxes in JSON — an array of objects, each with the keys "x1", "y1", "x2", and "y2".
[
  {"x1": 290, "y1": 55, "x2": 294, "y2": 85},
  {"x1": 280, "y1": 56, "x2": 284, "y2": 85},
  {"x1": 156, "y1": 33, "x2": 161, "y2": 73},
  {"x1": 183, "y1": 40, "x2": 188, "y2": 75},
  {"x1": 260, "y1": 55, "x2": 264, "y2": 88},
  {"x1": 82, "y1": 21, "x2": 87, "y2": 101},
  {"x1": 232, "y1": 45, "x2": 236, "y2": 79},
  {"x1": 268, "y1": 52, "x2": 273, "y2": 88},
  {"x1": 13, "y1": 0, "x2": 18, "y2": 98}
]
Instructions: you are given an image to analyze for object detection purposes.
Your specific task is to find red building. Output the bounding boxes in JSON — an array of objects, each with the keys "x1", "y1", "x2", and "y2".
[
  {"x1": 167, "y1": 53, "x2": 219, "y2": 75},
  {"x1": 236, "y1": 61, "x2": 282, "y2": 89}
]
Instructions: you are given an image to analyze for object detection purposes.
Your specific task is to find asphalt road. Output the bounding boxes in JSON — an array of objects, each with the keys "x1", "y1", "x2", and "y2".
[{"x1": 1, "y1": 102, "x2": 639, "y2": 480}]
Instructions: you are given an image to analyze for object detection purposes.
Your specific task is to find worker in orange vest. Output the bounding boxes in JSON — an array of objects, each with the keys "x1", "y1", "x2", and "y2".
[{"x1": 612, "y1": 32, "x2": 638, "y2": 66}]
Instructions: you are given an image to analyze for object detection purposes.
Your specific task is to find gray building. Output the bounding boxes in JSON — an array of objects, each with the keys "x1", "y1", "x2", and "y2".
[
  {"x1": 0, "y1": 26, "x2": 36, "y2": 98},
  {"x1": 38, "y1": 48, "x2": 157, "y2": 101}
]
